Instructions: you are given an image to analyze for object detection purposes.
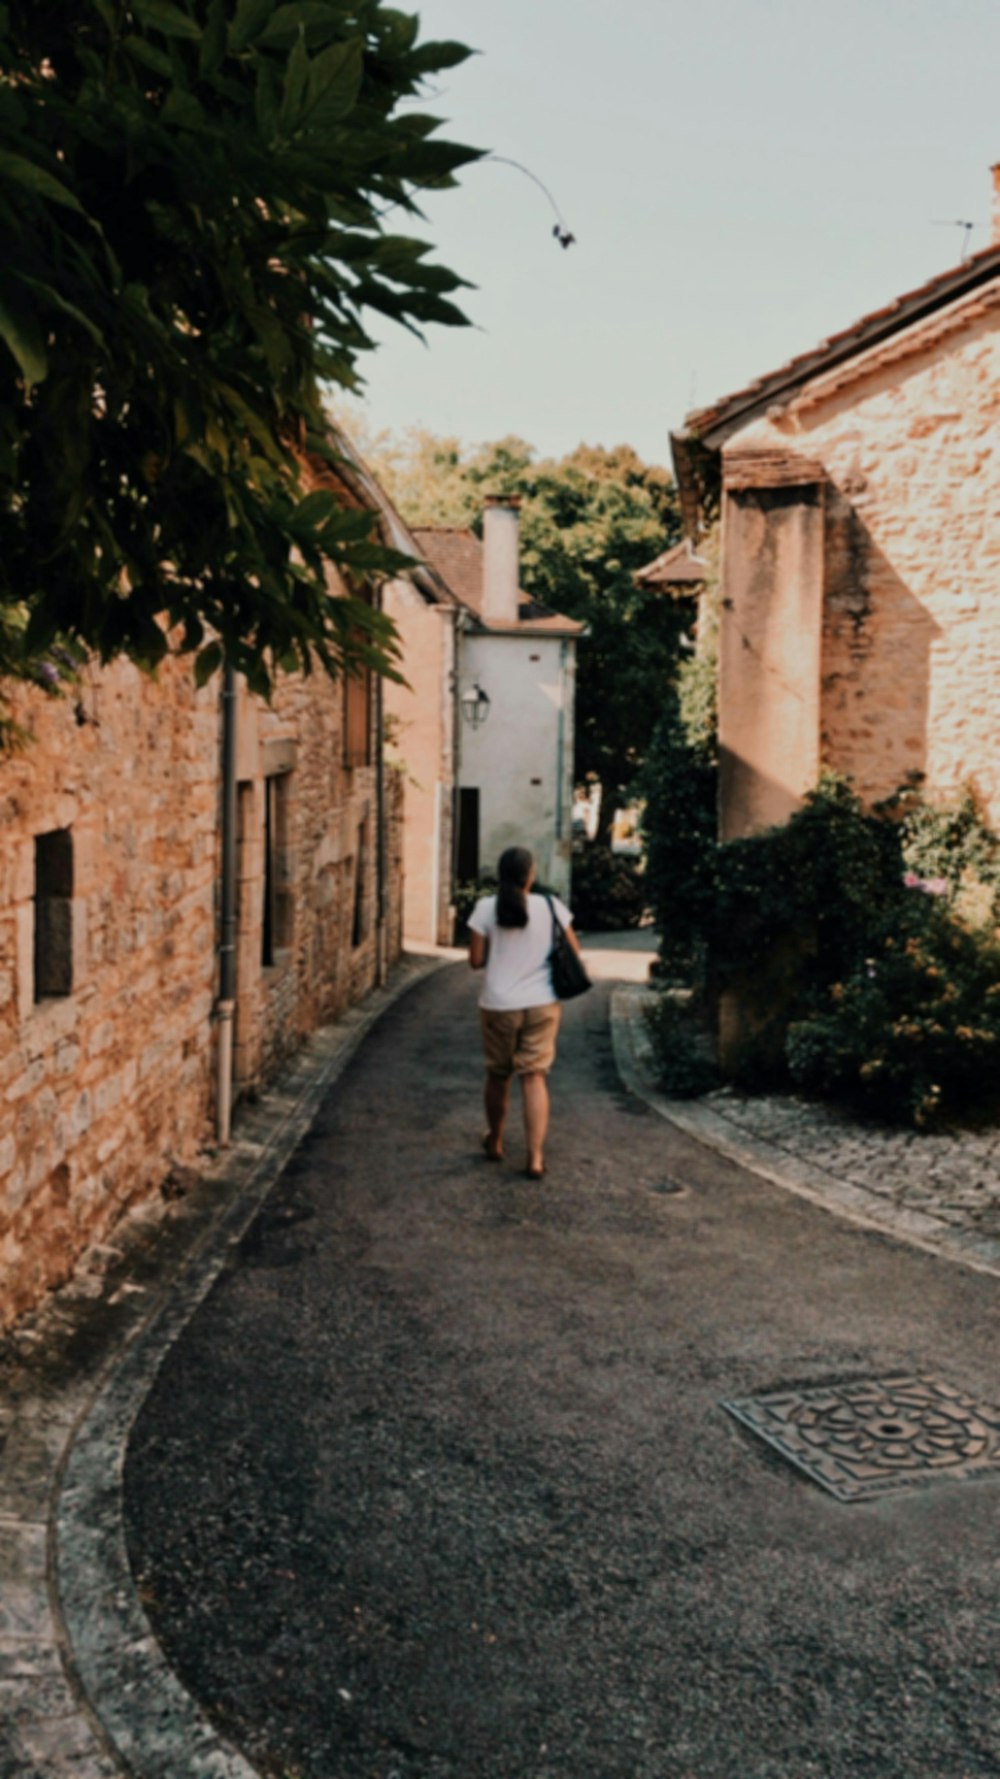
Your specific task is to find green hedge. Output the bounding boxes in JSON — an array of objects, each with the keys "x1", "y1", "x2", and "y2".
[{"x1": 641, "y1": 750, "x2": 1000, "y2": 1127}]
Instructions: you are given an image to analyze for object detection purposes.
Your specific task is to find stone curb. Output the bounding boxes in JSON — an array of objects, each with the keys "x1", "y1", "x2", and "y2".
[
  {"x1": 611, "y1": 983, "x2": 1000, "y2": 1283},
  {"x1": 0, "y1": 953, "x2": 447, "y2": 1779},
  {"x1": 11, "y1": 964, "x2": 996, "y2": 1775}
]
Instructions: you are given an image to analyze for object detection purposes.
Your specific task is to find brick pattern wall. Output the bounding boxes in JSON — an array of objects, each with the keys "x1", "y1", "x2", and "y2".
[
  {"x1": 722, "y1": 296, "x2": 1000, "y2": 827},
  {"x1": 0, "y1": 644, "x2": 404, "y2": 1329},
  {"x1": 0, "y1": 659, "x2": 217, "y2": 1324}
]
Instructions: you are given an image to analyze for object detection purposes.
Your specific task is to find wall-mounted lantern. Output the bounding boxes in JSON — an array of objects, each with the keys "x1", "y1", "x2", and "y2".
[{"x1": 460, "y1": 682, "x2": 491, "y2": 729}]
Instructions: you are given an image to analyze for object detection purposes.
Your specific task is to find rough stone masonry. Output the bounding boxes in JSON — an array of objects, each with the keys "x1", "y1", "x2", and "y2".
[{"x1": 0, "y1": 629, "x2": 403, "y2": 1329}]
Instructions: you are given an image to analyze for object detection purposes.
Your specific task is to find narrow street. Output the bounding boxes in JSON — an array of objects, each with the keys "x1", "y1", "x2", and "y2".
[{"x1": 125, "y1": 962, "x2": 1000, "y2": 1779}]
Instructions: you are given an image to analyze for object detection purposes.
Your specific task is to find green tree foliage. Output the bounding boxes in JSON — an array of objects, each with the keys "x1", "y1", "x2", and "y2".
[
  {"x1": 0, "y1": 1, "x2": 480, "y2": 732},
  {"x1": 639, "y1": 683, "x2": 718, "y2": 977},
  {"x1": 355, "y1": 425, "x2": 688, "y2": 824},
  {"x1": 644, "y1": 762, "x2": 1000, "y2": 1127}
]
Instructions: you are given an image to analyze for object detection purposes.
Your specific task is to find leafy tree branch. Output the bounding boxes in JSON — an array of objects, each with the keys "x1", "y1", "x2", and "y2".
[{"x1": 0, "y1": 0, "x2": 481, "y2": 735}]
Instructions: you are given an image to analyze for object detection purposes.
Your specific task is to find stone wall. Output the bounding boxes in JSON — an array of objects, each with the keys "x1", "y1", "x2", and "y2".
[
  {"x1": 718, "y1": 290, "x2": 1000, "y2": 832},
  {"x1": 0, "y1": 642, "x2": 403, "y2": 1329},
  {"x1": 718, "y1": 474, "x2": 825, "y2": 839},
  {"x1": 383, "y1": 581, "x2": 456, "y2": 946}
]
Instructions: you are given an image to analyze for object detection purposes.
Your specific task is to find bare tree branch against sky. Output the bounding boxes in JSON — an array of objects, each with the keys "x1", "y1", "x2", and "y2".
[{"x1": 348, "y1": 0, "x2": 1000, "y2": 463}]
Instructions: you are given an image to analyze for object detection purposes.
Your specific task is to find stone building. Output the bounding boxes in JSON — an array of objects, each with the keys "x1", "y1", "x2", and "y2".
[
  {"x1": 383, "y1": 496, "x2": 582, "y2": 942},
  {"x1": 0, "y1": 446, "x2": 417, "y2": 1330},
  {"x1": 381, "y1": 538, "x2": 462, "y2": 949},
  {"x1": 671, "y1": 176, "x2": 1000, "y2": 842},
  {"x1": 401, "y1": 498, "x2": 582, "y2": 912}
]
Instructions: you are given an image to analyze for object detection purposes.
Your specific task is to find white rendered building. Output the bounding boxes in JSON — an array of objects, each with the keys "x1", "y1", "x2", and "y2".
[{"x1": 413, "y1": 498, "x2": 581, "y2": 902}]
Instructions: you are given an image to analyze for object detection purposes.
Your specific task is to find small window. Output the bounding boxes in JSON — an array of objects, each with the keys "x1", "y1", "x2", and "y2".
[
  {"x1": 262, "y1": 773, "x2": 293, "y2": 966},
  {"x1": 456, "y1": 788, "x2": 480, "y2": 885},
  {"x1": 352, "y1": 818, "x2": 370, "y2": 948},
  {"x1": 343, "y1": 666, "x2": 372, "y2": 769},
  {"x1": 34, "y1": 829, "x2": 74, "y2": 1001}
]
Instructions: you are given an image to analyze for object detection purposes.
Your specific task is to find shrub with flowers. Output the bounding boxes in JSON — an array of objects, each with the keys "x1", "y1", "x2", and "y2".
[
  {"x1": 785, "y1": 893, "x2": 1000, "y2": 1127},
  {"x1": 723, "y1": 778, "x2": 1000, "y2": 1126},
  {"x1": 643, "y1": 766, "x2": 1000, "y2": 1128}
]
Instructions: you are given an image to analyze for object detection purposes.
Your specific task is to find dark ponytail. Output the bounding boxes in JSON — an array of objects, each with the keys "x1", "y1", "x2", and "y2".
[{"x1": 495, "y1": 846, "x2": 533, "y2": 928}]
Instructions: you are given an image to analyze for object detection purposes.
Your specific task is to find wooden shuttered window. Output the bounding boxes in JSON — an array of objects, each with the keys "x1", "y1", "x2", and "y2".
[{"x1": 343, "y1": 664, "x2": 372, "y2": 769}]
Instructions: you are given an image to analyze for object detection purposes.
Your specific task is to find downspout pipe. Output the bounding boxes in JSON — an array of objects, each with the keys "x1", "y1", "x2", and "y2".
[
  {"x1": 451, "y1": 607, "x2": 470, "y2": 898},
  {"x1": 217, "y1": 659, "x2": 238, "y2": 1145},
  {"x1": 555, "y1": 639, "x2": 567, "y2": 895}
]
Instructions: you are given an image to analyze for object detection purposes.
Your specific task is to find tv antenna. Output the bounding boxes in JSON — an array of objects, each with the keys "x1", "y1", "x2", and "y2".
[
  {"x1": 488, "y1": 156, "x2": 576, "y2": 249},
  {"x1": 932, "y1": 220, "x2": 977, "y2": 263}
]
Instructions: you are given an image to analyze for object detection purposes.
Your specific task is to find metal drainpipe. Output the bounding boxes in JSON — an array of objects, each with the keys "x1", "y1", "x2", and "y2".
[
  {"x1": 375, "y1": 587, "x2": 388, "y2": 986},
  {"x1": 217, "y1": 659, "x2": 238, "y2": 1145},
  {"x1": 451, "y1": 608, "x2": 468, "y2": 898},
  {"x1": 555, "y1": 639, "x2": 568, "y2": 889}
]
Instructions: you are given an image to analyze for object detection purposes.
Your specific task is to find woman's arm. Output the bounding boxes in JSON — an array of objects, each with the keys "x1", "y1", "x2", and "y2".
[
  {"x1": 469, "y1": 930, "x2": 488, "y2": 970},
  {"x1": 553, "y1": 898, "x2": 583, "y2": 957}
]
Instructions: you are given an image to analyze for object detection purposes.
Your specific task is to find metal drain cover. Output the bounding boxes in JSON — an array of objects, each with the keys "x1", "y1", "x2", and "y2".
[{"x1": 722, "y1": 1375, "x2": 1000, "y2": 1502}]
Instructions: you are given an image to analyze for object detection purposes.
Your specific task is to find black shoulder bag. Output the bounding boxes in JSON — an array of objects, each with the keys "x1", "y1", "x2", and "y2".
[{"x1": 544, "y1": 894, "x2": 591, "y2": 1000}]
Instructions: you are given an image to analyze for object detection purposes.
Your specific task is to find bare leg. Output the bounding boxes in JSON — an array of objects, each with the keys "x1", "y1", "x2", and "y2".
[
  {"x1": 520, "y1": 1071, "x2": 550, "y2": 1175},
  {"x1": 484, "y1": 1074, "x2": 510, "y2": 1159}
]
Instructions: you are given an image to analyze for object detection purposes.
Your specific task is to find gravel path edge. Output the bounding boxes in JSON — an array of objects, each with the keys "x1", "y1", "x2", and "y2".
[{"x1": 611, "y1": 982, "x2": 1000, "y2": 1283}]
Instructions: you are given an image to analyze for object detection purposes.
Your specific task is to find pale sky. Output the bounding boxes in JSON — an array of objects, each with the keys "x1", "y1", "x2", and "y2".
[{"x1": 344, "y1": 0, "x2": 1000, "y2": 469}]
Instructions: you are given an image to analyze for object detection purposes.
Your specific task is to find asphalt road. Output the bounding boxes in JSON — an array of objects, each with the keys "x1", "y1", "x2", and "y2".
[{"x1": 125, "y1": 964, "x2": 1000, "y2": 1779}]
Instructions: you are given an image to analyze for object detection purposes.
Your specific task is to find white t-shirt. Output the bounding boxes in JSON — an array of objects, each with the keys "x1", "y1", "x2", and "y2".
[{"x1": 468, "y1": 890, "x2": 575, "y2": 1011}]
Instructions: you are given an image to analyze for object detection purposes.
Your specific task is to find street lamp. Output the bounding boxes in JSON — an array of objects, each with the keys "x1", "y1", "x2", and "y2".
[{"x1": 460, "y1": 682, "x2": 491, "y2": 729}]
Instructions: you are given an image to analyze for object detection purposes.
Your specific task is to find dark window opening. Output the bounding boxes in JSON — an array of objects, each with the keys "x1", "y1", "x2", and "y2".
[
  {"x1": 236, "y1": 782, "x2": 253, "y2": 935},
  {"x1": 352, "y1": 818, "x2": 370, "y2": 948},
  {"x1": 34, "y1": 829, "x2": 74, "y2": 1002},
  {"x1": 456, "y1": 788, "x2": 480, "y2": 885},
  {"x1": 262, "y1": 773, "x2": 293, "y2": 966}
]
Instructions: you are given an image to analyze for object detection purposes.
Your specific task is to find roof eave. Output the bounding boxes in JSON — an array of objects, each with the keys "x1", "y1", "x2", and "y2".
[
  {"x1": 478, "y1": 621, "x2": 584, "y2": 638},
  {"x1": 686, "y1": 246, "x2": 1000, "y2": 451},
  {"x1": 670, "y1": 432, "x2": 716, "y2": 542}
]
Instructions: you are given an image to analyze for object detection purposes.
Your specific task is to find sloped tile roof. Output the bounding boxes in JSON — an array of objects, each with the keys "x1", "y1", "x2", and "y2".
[
  {"x1": 680, "y1": 241, "x2": 1000, "y2": 448},
  {"x1": 309, "y1": 427, "x2": 460, "y2": 608},
  {"x1": 635, "y1": 538, "x2": 709, "y2": 588},
  {"x1": 412, "y1": 527, "x2": 583, "y2": 636},
  {"x1": 411, "y1": 528, "x2": 484, "y2": 611}
]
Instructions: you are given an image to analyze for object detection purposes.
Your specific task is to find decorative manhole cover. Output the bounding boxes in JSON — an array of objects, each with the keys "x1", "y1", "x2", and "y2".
[{"x1": 722, "y1": 1375, "x2": 1000, "y2": 1502}]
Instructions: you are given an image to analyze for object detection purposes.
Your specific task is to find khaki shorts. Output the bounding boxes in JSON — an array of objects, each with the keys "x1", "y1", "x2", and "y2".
[{"x1": 480, "y1": 1004, "x2": 562, "y2": 1079}]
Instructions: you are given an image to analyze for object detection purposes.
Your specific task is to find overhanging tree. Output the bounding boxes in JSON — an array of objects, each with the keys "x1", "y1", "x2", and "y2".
[{"x1": 0, "y1": 0, "x2": 480, "y2": 735}]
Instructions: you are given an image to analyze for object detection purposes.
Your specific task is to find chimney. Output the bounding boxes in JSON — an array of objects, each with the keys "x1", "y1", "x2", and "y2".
[
  {"x1": 482, "y1": 495, "x2": 521, "y2": 625},
  {"x1": 992, "y1": 163, "x2": 1000, "y2": 246}
]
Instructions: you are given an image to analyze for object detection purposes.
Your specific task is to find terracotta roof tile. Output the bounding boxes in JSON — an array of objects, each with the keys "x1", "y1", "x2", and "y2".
[
  {"x1": 412, "y1": 527, "x2": 583, "y2": 636},
  {"x1": 682, "y1": 242, "x2": 1000, "y2": 446},
  {"x1": 635, "y1": 539, "x2": 709, "y2": 588},
  {"x1": 309, "y1": 427, "x2": 459, "y2": 608},
  {"x1": 411, "y1": 528, "x2": 484, "y2": 611}
]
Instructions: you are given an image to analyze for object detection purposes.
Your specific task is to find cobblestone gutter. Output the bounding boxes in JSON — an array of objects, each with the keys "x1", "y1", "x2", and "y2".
[
  {"x1": 0, "y1": 954, "x2": 444, "y2": 1779},
  {"x1": 5, "y1": 961, "x2": 1000, "y2": 1777}
]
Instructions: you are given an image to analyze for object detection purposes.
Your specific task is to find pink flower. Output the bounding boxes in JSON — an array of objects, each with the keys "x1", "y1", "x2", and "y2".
[{"x1": 903, "y1": 871, "x2": 949, "y2": 897}]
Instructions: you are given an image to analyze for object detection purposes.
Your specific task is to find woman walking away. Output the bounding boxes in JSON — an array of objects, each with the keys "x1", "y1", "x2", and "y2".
[{"x1": 468, "y1": 846, "x2": 582, "y2": 1180}]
